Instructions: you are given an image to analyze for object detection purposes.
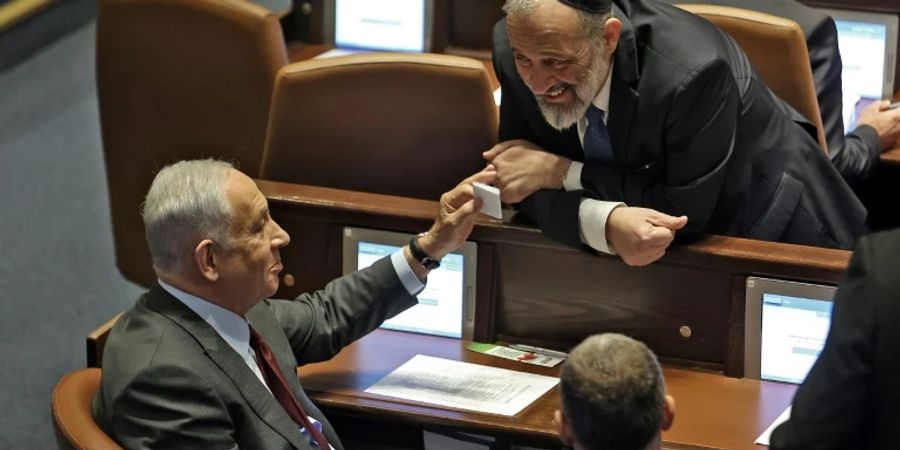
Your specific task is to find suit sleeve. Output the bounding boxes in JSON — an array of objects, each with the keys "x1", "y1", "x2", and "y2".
[
  {"x1": 270, "y1": 256, "x2": 418, "y2": 364},
  {"x1": 769, "y1": 236, "x2": 876, "y2": 450},
  {"x1": 578, "y1": 58, "x2": 738, "y2": 236},
  {"x1": 111, "y1": 364, "x2": 238, "y2": 449},
  {"x1": 809, "y1": 17, "x2": 882, "y2": 183},
  {"x1": 831, "y1": 126, "x2": 882, "y2": 184}
]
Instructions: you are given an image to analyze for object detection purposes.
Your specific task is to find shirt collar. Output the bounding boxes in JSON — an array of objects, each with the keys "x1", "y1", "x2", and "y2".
[
  {"x1": 158, "y1": 279, "x2": 250, "y2": 358},
  {"x1": 592, "y1": 60, "x2": 614, "y2": 114}
]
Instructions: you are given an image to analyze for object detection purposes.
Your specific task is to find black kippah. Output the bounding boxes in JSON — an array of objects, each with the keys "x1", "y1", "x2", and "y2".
[{"x1": 558, "y1": 0, "x2": 612, "y2": 14}]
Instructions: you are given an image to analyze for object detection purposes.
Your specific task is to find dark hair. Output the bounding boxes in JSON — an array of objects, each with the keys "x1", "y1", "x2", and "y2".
[{"x1": 560, "y1": 334, "x2": 665, "y2": 450}]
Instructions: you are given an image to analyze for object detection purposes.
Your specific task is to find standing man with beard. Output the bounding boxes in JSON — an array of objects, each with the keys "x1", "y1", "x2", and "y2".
[{"x1": 485, "y1": 0, "x2": 866, "y2": 264}]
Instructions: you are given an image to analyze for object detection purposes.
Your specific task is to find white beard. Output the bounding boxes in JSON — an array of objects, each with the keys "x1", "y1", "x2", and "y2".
[{"x1": 536, "y1": 50, "x2": 610, "y2": 131}]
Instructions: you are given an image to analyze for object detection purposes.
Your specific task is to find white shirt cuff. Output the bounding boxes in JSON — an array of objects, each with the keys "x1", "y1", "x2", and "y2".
[
  {"x1": 562, "y1": 161, "x2": 584, "y2": 191},
  {"x1": 579, "y1": 199, "x2": 625, "y2": 254},
  {"x1": 391, "y1": 250, "x2": 426, "y2": 296}
]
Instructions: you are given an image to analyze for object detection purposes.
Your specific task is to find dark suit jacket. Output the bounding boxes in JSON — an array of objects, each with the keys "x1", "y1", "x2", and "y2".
[
  {"x1": 769, "y1": 230, "x2": 900, "y2": 450},
  {"x1": 655, "y1": 0, "x2": 882, "y2": 183},
  {"x1": 493, "y1": 0, "x2": 866, "y2": 250},
  {"x1": 93, "y1": 257, "x2": 417, "y2": 449}
]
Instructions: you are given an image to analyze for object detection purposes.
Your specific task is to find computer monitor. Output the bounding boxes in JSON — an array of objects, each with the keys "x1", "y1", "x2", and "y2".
[
  {"x1": 322, "y1": 0, "x2": 433, "y2": 53},
  {"x1": 341, "y1": 226, "x2": 476, "y2": 339},
  {"x1": 818, "y1": 8, "x2": 898, "y2": 132},
  {"x1": 744, "y1": 277, "x2": 837, "y2": 384}
]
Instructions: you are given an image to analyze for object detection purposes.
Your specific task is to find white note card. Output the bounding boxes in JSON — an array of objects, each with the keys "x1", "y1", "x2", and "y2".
[
  {"x1": 364, "y1": 354, "x2": 559, "y2": 416},
  {"x1": 473, "y1": 182, "x2": 502, "y2": 219}
]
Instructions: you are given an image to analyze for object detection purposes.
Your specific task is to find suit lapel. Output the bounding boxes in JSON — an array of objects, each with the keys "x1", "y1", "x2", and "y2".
[
  {"x1": 145, "y1": 286, "x2": 309, "y2": 450},
  {"x1": 247, "y1": 304, "x2": 344, "y2": 449},
  {"x1": 607, "y1": 4, "x2": 640, "y2": 163}
]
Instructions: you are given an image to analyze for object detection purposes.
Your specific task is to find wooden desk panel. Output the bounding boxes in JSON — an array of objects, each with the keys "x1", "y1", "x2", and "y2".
[
  {"x1": 261, "y1": 179, "x2": 851, "y2": 377},
  {"x1": 298, "y1": 329, "x2": 796, "y2": 450},
  {"x1": 492, "y1": 243, "x2": 731, "y2": 367}
]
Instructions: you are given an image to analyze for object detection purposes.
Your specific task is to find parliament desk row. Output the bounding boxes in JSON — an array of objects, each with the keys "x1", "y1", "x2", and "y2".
[
  {"x1": 255, "y1": 179, "x2": 850, "y2": 377},
  {"x1": 87, "y1": 180, "x2": 848, "y2": 448}
]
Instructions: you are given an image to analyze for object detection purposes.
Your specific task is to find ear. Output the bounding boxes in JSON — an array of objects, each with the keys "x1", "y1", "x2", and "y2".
[
  {"x1": 194, "y1": 239, "x2": 220, "y2": 282},
  {"x1": 602, "y1": 17, "x2": 622, "y2": 58},
  {"x1": 554, "y1": 409, "x2": 575, "y2": 447},
  {"x1": 661, "y1": 394, "x2": 676, "y2": 431}
]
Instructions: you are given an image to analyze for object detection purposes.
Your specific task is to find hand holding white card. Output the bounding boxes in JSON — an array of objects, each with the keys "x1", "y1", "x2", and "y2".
[{"x1": 473, "y1": 182, "x2": 502, "y2": 219}]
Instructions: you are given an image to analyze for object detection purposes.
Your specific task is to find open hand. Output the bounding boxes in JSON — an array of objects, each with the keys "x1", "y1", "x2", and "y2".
[{"x1": 417, "y1": 166, "x2": 498, "y2": 261}]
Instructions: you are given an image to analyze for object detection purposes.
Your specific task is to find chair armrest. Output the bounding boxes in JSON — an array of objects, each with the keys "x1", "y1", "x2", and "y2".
[{"x1": 87, "y1": 313, "x2": 122, "y2": 368}]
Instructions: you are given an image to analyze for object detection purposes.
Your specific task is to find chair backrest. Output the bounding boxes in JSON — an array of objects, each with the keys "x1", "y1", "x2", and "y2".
[
  {"x1": 676, "y1": 3, "x2": 829, "y2": 153},
  {"x1": 51, "y1": 368, "x2": 121, "y2": 450},
  {"x1": 261, "y1": 53, "x2": 498, "y2": 201},
  {"x1": 97, "y1": 0, "x2": 288, "y2": 287}
]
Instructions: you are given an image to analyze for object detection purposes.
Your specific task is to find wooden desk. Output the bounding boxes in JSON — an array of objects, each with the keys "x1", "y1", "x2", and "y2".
[
  {"x1": 262, "y1": 179, "x2": 850, "y2": 378},
  {"x1": 298, "y1": 329, "x2": 796, "y2": 450}
]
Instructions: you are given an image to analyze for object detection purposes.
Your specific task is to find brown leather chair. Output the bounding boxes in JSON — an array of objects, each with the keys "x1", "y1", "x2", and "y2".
[
  {"x1": 97, "y1": 0, "x2": 288, "y2": 287},
  {"x1": 675, "y1": 4, "x2": 829, "y2": 154},
  {"x1": 261, "y1": 53, "x2": 498, "y2": 201},
  {"x1": 51, "y1": 368, "x2": 121, "y2": 450}
]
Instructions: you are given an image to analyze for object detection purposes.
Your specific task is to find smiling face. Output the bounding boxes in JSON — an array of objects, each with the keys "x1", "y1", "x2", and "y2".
[
  {"x1": 214, "y1": 169, "x2": 290, "y2": 309},
  {"x1": 506, "y1": 1, "x2": 619, "y2": 130}
]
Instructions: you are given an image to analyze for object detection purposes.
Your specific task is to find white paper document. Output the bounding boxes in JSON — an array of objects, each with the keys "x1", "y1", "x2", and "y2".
[
  {"x1": 364, "y1": 354, "x2": 559, "y2": 416},
  {"x1": 473, "y1": 182, "x2": 502, "y2": 219},
  {"x1": 756, "y1": 405, "x2": 792, "y2": 446}
]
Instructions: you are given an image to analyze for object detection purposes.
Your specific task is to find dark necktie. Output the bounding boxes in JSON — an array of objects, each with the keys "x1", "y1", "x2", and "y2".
[
  {"x1": 583, "y1": 104, "x2": 613, "y2": 164},
  {"x1": 249, "y1": 326, "x2": 331, "y2": 450}
]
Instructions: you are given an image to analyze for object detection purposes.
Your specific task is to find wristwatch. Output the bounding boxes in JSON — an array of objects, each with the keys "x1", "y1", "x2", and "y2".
[{"x1": 409, "y1": 233, "x2": 441, "y2": 270}]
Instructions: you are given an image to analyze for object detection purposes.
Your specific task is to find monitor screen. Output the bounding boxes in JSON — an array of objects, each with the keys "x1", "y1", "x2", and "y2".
[
  {"x1": 760, "y1": 294, "x2": 833, "y2": 384},
  {"x1": 744, "y1": 277, "x2": 837, "y2": 384},
  {"x1": 342, "y1": 227, "x2": 476, "y2": 339},
  {"x1": 333, "y1": 0, "x2": 430, "y2": 52},
  {"x1": 819, "y1": 8, "x2": 898, "y2": 131}
]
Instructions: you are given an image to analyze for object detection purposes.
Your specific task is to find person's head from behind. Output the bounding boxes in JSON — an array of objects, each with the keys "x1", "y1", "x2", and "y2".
[
  {"x1": 142, "y1": 159, "x2": 290, "y2": 314},
  {"x1": 556, "y1": 333, "x2": 675, "y2": 450},
  {"x1": 503, "y1": 0, "x2": 621, "y2": 130}
]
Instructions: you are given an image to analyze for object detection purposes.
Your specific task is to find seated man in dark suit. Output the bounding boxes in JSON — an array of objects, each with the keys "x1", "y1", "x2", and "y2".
[
  {"x1": 555, "y1": 333, "x2": 675, "y2": 450},
  {"x1": 485, "y1": 0, "x2": 866, "y2": 262},
  {"x1": 769, "y1": 229, "x2": 900, "y2": 450},
  {"x1": 656, "y1": 0, "x2": 900, "y2": 184},
  {"x1": 93, "y1": 159, "x2": 493, "y2": 449}
]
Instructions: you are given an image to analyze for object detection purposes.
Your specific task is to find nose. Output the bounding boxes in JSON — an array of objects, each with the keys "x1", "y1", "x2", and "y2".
[
  {"x1": 524, "y1": 66, "x2": 557, "y2": 95},
  {"x1": 271, "y1": 220, "x2": 290, "y2": 248}
]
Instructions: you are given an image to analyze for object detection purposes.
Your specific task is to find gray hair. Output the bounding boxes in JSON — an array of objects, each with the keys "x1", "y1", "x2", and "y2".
[
  {"x1": 560, "y1": 333, "x2": 665, "y2": 450},
  {"x1": 142, "y1": 159, "x2": 235, "y2": 273},
  {"x1": 503, "y1": 0, "x2": 612, "y2": 48}
]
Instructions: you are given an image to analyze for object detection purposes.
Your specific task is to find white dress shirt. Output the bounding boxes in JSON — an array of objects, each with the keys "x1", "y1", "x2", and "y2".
[
  {"x1": 158, "y1": 250, "x2": 422, "y2": 449},
  {"x1": 561, "y1": 63, "x2": 625, "y2": 254}
]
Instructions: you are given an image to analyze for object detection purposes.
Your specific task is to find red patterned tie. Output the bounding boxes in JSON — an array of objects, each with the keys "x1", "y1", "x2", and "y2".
[{"x1": 249, "y1": 326, "x2": 331, "y2": 449}]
